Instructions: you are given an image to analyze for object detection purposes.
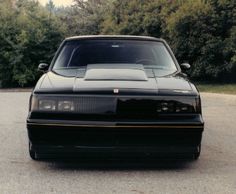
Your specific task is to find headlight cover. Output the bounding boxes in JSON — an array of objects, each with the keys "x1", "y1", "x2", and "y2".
[
  {"x1": 31, "y1": 96, "x2": 76, "y2": 112},
  {"x1": 58, "y1": 101, "x2": 75, "y2": 111},
  {"x1": 39, "y1": 100, "x2": 56, "y2": 111},
  {"x1": 156, "y1": 97, "x2": 199, "y2": 113}
]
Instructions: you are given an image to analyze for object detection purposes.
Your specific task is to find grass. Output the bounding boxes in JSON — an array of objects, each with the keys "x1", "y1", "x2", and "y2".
[{"x1": 197, "y1": 84, "x2": 236, "y2": 95}]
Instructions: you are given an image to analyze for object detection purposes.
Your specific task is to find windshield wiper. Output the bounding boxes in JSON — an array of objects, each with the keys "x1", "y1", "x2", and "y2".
[{"x1": 144, "y1": 66, "x2": 166, "y2": 70}]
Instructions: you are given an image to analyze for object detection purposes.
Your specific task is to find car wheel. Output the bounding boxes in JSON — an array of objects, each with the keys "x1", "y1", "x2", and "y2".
[
  {"x1": 194, "y1": 144, "x2": 201, "y2": 160},
  {"x1": 29, "y1": 142, "x2": 37, "y2": 160}
]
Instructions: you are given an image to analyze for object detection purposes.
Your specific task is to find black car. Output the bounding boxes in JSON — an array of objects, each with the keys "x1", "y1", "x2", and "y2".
[{"x1": 27, "y1": 35, "x2": 204, "y2": 161}]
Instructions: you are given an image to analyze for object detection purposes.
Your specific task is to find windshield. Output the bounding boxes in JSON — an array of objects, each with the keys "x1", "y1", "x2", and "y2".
[{"x1": 53, "y1": 40, "x2": 178, "y2": 76}]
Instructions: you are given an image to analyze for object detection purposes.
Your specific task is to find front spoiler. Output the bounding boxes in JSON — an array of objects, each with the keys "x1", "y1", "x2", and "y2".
[
  {"x1": 27, "y1": 119, "x2": 204, "y2": 160},
  {"x1": 32, "y1": 144, "x2": 199, "y2": 160}
]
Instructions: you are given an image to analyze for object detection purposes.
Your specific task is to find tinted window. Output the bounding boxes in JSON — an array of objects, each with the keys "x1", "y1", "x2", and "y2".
[{"x1": 53, "y1": 40, "x2": 177, "y2": 76}]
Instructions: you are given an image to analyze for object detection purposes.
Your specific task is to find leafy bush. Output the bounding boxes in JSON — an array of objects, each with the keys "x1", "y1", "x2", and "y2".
[
  {"x1": 102, "y1": 0, "x2": 236, "y2": 82},
  {"x1": 0, "y1": 0, "x2": 65, "y2": 87}
]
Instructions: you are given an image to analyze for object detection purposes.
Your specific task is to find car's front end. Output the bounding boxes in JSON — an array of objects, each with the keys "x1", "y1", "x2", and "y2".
[{"x1": 27, "y1": 35, "x2": 204, "y2": 160}]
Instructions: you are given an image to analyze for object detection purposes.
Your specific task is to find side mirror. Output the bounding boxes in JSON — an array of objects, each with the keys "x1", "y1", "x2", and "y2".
[
  {"x1": 38, "y1": 63, "x2": 49, "y2": 72},
  {"x1": 180, "y1": 63, "x2": 191, "y2": 71}
]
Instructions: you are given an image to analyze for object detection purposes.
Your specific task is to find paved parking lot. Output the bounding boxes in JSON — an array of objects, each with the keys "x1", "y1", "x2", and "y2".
[{"x1": 0, "y1": 92, "x2": 235, "y2": 194}]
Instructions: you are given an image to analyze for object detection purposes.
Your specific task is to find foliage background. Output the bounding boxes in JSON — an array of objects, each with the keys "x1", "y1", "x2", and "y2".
[{"x1": 0, "y1": 0, "x2": 235, "y2": 87}]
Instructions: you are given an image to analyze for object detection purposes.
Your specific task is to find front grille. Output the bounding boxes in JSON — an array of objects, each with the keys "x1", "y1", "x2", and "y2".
[
  {"x1": 73, "y1": 96, "x2": 158, "y2": 117},
  {"x1": 117, "y1": 98, "x2": 157, "y2": 116},
  {"x1": 76, "y1": 97, "x2": 116, "y2": 114},
  {"x1": 75, "y1": 96, "x2": 157, "y2": 116}
]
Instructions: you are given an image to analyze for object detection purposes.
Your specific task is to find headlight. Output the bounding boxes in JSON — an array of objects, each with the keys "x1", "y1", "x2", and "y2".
[
  {"x1": 157, "y1": 102, "x2": 175, "y2": 113},
  {"x1": 175, "y1": 103, "x2": 192, "y2": 113},
  {"x1": 157, "y1": 99, "x2": 197, "y2": 113},
  {"x1": 39, "y1": 100, "x2": 56, "y2": 111},
  {"x1": 31, "y1": 96, "x2": 76, "y2": 112},
  {"x1": 58, "y1": 101, "x2": 75, "y2": 111}
]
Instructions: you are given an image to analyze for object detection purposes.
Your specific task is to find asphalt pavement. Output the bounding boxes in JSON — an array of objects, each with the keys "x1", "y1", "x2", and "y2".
[{"x1": 0, "y1": 92, "x2": 235, "y2": 194}]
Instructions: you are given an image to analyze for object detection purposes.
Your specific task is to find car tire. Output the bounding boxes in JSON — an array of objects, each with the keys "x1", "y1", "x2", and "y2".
[
  {"x1": 194, "y1": 144, "x2": 201, "y2": 160},
  {"x1": 29, "y1": 142, "x2": 37, "y2": 160}
]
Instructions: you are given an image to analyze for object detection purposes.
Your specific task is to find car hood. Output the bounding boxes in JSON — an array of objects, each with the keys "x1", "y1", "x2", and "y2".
[{"x1": 34, "y1": 64, "x2": 196, "y2": 95}]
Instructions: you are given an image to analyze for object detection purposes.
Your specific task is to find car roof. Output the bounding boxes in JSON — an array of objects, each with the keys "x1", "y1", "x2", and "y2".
[{"x1": 65, "y1": 35, "x2": 164, "y2": 42}]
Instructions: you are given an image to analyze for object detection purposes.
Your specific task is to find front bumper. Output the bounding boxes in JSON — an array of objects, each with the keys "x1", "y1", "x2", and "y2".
[{"x1": 27, "y1": 118, "x2": 204, "y2": 160}]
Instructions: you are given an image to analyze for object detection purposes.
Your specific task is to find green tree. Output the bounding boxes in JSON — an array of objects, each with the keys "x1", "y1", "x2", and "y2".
[
  {"x1": 61, "y1": 0, "x2": 112, "y2": 36},
  {"x1": 165, "y1": 0, "x2": 236, "y2": 81},
  {"x1": 102, "y1": 0, "x2": 179, "y2": 37},
  {"x1": 0, "y1": 0, "x2": 65, "y2": 87}
]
